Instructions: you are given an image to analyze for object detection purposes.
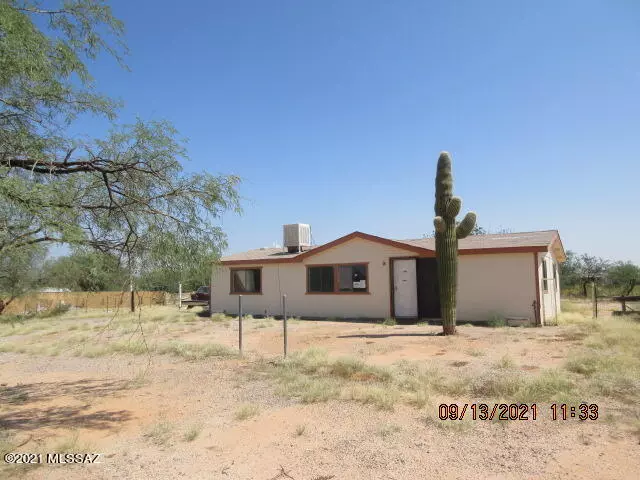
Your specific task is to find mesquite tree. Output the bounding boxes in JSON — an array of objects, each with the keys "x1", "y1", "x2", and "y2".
[
  {"x1": 0, "y1": 1, "x2": 241, "y2": 297},
  {"x1": 433, "y1": 152, "x2": 476, "y2": 335}
]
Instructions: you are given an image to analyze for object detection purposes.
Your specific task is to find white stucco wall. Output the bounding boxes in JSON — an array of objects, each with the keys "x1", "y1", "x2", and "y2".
[
  {"x1": 212, "y1": 239, "x2": 547, "y2": 322},
  {"x1": 211, "y1": 237, "x2": 417, "y2": 318},
  {"x1": 457, "y1": 253, "x2": 537, "y2": 322}
]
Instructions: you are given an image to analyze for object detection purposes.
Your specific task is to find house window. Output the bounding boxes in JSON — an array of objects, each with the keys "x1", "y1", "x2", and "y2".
[
  {"x1": 338, "y1": 264, "x2": 367, "y2": 292},
  {"x1": 307, "y1": 264, "x2": 368, "y2": 293},
  {"x1": 230, "y1": 268, "x2": 261, "y2": 294},
  {"x1": 308, "y1": 266, "x2": 334, "y2": 293},
  {"x1": 542, "y1": 260, "x2": 548, "y2": 292}
]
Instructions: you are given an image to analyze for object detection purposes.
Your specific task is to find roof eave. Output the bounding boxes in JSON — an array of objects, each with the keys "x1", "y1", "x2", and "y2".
[{"x1": 219, "y1": 230, "x2": 566, "y2": 265}]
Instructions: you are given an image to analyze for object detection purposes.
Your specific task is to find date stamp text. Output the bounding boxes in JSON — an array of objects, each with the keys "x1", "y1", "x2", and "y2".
[{"x1": 438, "y1": 403, "x2": 599, "y2": 421}]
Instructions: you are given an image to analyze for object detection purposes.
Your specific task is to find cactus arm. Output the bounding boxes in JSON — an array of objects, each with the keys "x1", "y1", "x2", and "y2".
[
  {"x1": 446, "y1": 197, "x2": 462, "y2": 218},
  {"x1": 456, "y1": 212, "x2": 477, "y2": 239},
  {"x1": 434, "y1": 216, "x2": 446, "y2": 233}
]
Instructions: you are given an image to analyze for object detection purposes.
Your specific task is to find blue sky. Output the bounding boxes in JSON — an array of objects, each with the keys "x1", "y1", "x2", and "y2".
[{"x1": 72, "y1": 0, "x2": 639, "y2": 264}]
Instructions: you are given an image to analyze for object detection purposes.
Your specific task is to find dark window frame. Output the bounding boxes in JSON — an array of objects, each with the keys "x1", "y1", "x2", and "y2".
[
  {"x1": 230, "y1": 267, "x2": 262, "y2": 294},
  {"x1": 306, "y1": 263, "x2": 370, "y2": 294}
]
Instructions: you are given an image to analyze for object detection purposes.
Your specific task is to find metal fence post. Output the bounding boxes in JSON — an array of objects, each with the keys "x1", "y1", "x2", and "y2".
[
  {"x1": 130, "y1": 281, "x2": 135, "y2": 313},
  {"x1": 282, "y1": 294, "x2": 288, "y2": 358},
  {"x1": 178, "y1": 283, "x2": 182, "y2": 309},
  {"x1": 209, "y1": 268, "x2": 214, "y2": 318},
  {"x1": 238, "y1": 295, "x2": 243, "y2": 355}
]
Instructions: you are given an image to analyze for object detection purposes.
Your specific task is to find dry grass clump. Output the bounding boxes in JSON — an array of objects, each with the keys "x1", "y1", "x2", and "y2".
[
  {"x1": 234, "y1": 404, "x2": 259, "y2": 421},
  {"x1": 272, "y1": 349, "x2": 394, "y2": 409},
  {"x1": 423, "y1": 414, "x2": 473, "y2": 433},
  {"x1": 494, "y1": 354, "x2": 515, "y2": 369},
  {"x1": 377, "y1": 423, "x2": 402, "y2": 439},
  {"x1": 562, "y1": 311, "x2": 640, "y2": 404},
  {"x1": 145, "y1": 422, "x2": 173, "y2": 445},
  {"x1": 1, "y1": 333, "x2": 235, "y2": 359},
  {"x1": 516, "y1": 369, "x2": 576, "y2": 403},
  {"x1": 465, "y1": 348, "x2": 485, "y2": 357},
  {"x1": 271, "y1": 347, "x2": 579, "y2": 411},
  {"x1": 155, "y1": 341, "x2": 234, "y2": 360},
  {"x1": 282, "y1": 348, "x2": 392, "y2": 382},
  {"x1": 342, "y1": 384, "x2": 399, "y2": 411},
  {"x1": 183, "y1": 424, "x2": 203, "y2": 442}
]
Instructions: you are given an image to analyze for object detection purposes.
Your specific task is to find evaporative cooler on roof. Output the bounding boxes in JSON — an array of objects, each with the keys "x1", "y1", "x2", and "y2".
[{"x1": 283, "y1": 224, "x2": 311, "y2": 253}]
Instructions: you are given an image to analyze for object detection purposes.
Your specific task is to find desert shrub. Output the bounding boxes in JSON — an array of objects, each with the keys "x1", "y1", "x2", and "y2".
[
  {"x1": 234, "y1": 404, "x2": 259, "y2": 420},
  {"x1": 487, "y1": 313, "x2": 506, "y2": 328},
  {"x1": 39, "y1": 303, "x2": 71, "y2": 318},
  {"x1": 183, "y1": 424, "x2": 202, "y2": 442}
]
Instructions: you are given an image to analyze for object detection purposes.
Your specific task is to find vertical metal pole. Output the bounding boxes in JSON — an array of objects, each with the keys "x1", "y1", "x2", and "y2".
[
  {"x1": 178, "y1": 283, "x2": 182, "y2": 309},
  {"x1": 130, "y1": 280, "x2": 135, "y2": 313},
  {"x1": 238, "y1": 295, "x2": 243, "y2": 355},
  {"x1": 283, "y1": 294, "x2": 288, "y2": 358},
  {"x1": 594, "y1": 282, "x2": 598, "y2": 318},
  {"x1": 209, "y1": 267, "x2": 214, "y2": 318},
  {"x1": 591, "y1": 280, "x2": 596, "y2": 318}
]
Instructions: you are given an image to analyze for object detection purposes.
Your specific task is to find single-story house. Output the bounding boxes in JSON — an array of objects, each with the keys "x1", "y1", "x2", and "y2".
[{"x1": 211, "y1": 225, "x2": 565, "y2": 325}]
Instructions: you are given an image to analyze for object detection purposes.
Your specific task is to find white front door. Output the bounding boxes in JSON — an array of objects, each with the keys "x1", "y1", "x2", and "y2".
[{"x1": 393, "y1": 259, "x2": 418, "y2": 317}]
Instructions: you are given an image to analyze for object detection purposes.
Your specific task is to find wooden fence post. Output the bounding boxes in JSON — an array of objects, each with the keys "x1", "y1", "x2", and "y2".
[
  {"x1": 209, "y1": 268, "x2": 214, "y2": 318},
  {"x1": 178, "y1": 283, "x2": 182, "y2": 309},
  {"x1": 130, "y1": 281, "x2": 135, "y2": 313},
  {"x1": 282, "y1": 294, "x2": 288, "y2": 358},
  {"x1": 238, "y1": 295, "x2": 243, "y2": 355}
]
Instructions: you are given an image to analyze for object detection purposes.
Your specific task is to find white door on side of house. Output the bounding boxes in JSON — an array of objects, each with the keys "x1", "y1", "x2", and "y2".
[{"x1": 393, "y1": 259, "x2": 418, "y2": 317}]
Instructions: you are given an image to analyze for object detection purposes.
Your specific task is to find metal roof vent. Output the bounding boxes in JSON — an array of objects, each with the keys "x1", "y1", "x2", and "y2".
[{"x1": 283, "y1": 224, "x2": 311, "y2": 253}]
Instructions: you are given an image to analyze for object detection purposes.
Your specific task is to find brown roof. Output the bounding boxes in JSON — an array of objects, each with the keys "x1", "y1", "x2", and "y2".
[
  {"x1": 221, "y1": 246, "x2": 318, "y2": 263},
  {"x1": 398, "y1": 230, "x2": 560, "y2": 252},
  {"x1": 220, "y1": 230, "x2": 564, "y2": 265}
]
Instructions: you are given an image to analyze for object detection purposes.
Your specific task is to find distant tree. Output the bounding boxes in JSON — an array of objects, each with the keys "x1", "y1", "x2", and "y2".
[
  {"x1": 0, "y1": 1, "x2": 240, "y2": 276},
  {"x1": 471, "y1": 225, "x2": 487, "y2": 235},
  {"x1": 425, "y1": 224, "x2": 510, "y2": 238},
  {"x1": 578, "y1": 254, "x2": 610, "y2": 297},
  {"x1": 606, "y1": 261, "x2": 639, "y2": 296},
  {"x1": 0, "y1": 245, "x2": 45, "y2": 314},
  {"x1": 136, "y1": 228, "x2": 219, "y2": 292},
  {"x1": 559, "y1": 250, "x2": 582, "y2": 289},
  {"x1": 41, "y1": 249, "x2": 127, "y2": 292}
]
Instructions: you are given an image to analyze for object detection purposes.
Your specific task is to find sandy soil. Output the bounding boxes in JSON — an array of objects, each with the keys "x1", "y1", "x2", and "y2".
[{"x1": 0, "y1": 308, "x2": 638, "y2": 479}]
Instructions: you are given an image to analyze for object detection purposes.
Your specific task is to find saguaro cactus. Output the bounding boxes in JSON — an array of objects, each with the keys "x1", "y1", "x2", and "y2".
[{"x1": 433, "y1": 151, "x2": 476, "y2": 335}]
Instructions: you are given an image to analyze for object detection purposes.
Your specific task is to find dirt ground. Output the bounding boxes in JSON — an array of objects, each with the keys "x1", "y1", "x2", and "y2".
[{"x1": 1, "y1": 304, "x2": 639, "y2": 480}]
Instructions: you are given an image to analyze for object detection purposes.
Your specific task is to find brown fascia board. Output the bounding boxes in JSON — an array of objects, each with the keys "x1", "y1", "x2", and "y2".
[
  {"x1": 458, "y1": 246, "x2": 549, "y2": 255},
  {"x1": 294, "y1": 231, "x2": 436, "y2": 259},
  {"x1": 220, "y1": 231, "x2": 434, "y2": 265}
]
